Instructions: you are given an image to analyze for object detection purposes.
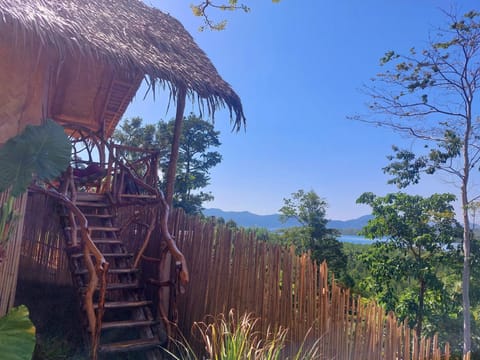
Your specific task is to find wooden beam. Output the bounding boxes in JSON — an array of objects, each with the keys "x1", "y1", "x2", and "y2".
[{"x1": 165, "y1": 87, "x2": 187, "y2": 207}]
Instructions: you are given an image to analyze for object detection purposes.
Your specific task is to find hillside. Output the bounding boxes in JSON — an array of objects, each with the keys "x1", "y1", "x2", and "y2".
[{"x1": 203, "y1": 208, "x2": 372, "y2": 232}]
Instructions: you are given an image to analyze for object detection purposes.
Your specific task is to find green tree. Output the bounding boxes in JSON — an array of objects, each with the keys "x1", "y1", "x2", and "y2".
[
  {"x1": 342, "y1": 242, "x2": 371, "y2": 296},
  {"x1": 113, "y1": 114, "x2": 222, "y2": 214},
  {"x1": 111, "y1": 117, "x2": 159, "y2": 151},
  {"x1": 357, "y1": 10, "x2": 480, "y2": 354},
  {"x1": 279, "y1": 190, "x2": 349, "y2": 284},
  {"x1": 357, "y1": 192, "x2": 462, "y2": 339}
]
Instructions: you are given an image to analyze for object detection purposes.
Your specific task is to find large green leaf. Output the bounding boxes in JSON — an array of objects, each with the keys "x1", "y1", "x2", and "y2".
[
  {"x1": 0, "y1": 120, "x2": 71, "y2": 197},
  {"x1": 0, "y1": 305, "x2": 36, "y2": 360}
]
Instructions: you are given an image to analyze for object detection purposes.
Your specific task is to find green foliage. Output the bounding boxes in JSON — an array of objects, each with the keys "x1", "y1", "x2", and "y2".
[
  {"x1": 357, "y1": 192, "x2": 462, "y2": 336},
  {"x1": 342, "y1": 242, "x2": 371, "y2": 296},
  {"x1": 384, "y1": 130, "x2": 462, "y2": 189},
  {"x1": 363, "y1": 10, "x2": 480, "y2": 353},
  {"x1": 278, "y1": 190, "x2": 349, "y2": 285},
  {"x1": 113, "y1": 114, "x2": 222, "y2": 214},
  {"x1": 0, "y1": 305, "x2": 36, "y2": 360},
  {"x1": 0, "y1": 119, "x2": 71, "y2": 197},
  {"x1": 169, "y1": 115, "x2": 222, "y2": 214}
]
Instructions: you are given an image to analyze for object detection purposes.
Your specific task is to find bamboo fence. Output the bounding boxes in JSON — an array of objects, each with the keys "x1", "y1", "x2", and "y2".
[
  {"x1": 13, "y1": 195, "x2": 451, "y2": 359},
  {"x1": 18, "y1": 193, "x2": 71, "y2": 286},
  {"x1": 171, "y1": 211, "x2": 451, "y2": 360},
  {"x1": 0, "y1": 191, "x2": 28, "y2": 316}
]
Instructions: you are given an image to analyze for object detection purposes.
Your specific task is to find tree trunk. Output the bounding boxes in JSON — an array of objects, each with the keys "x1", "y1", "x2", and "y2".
[
  {"x1": 462, "y1": 182, "x2": 471, "y2": 356},
  {"x1": 462, "y1": 102, "x2": 472, "y2": 355},
  {"x1": 416, "y1": 278, "x2": 426, "y2": 340}
]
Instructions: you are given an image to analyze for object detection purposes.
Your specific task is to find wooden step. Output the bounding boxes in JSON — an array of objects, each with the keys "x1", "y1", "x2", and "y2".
[
  {"x1": 98, "y1": 338, "x2": 161, "y2": 353},
  {"x1": 75, "y1": 268, "x2": 138, "y2": 275},
  {"x1": 65, "y1": 226, "x2": 120, "y2": 232},
  {"x1": 84, "y1": 213, "x2": 113, "y2": 219},
  {"x1": 59, "y1": 212, "x2": 113, "y2": 219},
  {"x1": 120, "y1": 194, "x2": 157, "y2": 199},
  {"x1": 79, "y1": 281, "x2": 140, "y2": 293},
  {"x1": 74, "y1": 201, "x2": 110, "y2": 208},
  {"x1": 90, "y1": 226, "x2": 120, "y2": 232},
  {"x1": 71, "y1": 252, "x2": 132, "y2": 259},
  {"x1": 106, "y1": 281, "x2": 140, "y2": 290},
  {"x1": 91, "y1": 238, "x2": 122, "y2": 245},
  {"x1": 95, "y1": 300, "x2": 152, "y2": 309},
  {"x1": 101, "y1": 319, "x2": 158, "y2": 330},
  {"x1": 75, "y1": 193, "x2": 106, "y2": 201}
]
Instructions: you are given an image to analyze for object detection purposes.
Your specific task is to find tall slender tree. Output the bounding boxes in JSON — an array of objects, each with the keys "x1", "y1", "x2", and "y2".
[{"x1": 357, "y1": 10, "x2": 480, "y2": 354}]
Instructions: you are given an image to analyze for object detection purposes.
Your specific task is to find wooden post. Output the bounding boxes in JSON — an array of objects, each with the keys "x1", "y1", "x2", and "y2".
[
  {"x1": 165, "y1": 86, "x2": 187, "y2": 206},
  {"x1": 160, "y1": 85, "x2": 187, "y2": 336}
]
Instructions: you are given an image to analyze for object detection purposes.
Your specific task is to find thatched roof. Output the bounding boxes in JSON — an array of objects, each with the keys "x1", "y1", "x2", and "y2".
[{"x1": 0, "y1": 0, "x2": 245, "y2": 129}]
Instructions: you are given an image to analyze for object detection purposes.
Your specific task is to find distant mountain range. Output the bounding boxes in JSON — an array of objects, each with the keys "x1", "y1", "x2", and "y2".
[{"x1": 203, "y1": 208, "x2": 372, "y2": 232}]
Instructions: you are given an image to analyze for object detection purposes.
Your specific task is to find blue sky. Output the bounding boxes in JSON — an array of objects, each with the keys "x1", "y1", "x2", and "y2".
[{"x1": 124, "y1": 0, "x2": 477, "y2": 220}]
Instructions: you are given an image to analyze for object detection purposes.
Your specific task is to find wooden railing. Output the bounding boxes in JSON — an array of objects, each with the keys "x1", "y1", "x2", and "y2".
[
  {"x1": 104, "y1": 143, "x2": 159, "y2": 199},
  {"x1": 66, "y1": 126, "x2": 189, "y2": 342},
  {"x1": 103, "y1": 142, "x2": 188, "y2": 280},
  {"x1": 29, "y1": 183, "x2": 108, "y2": 359}
]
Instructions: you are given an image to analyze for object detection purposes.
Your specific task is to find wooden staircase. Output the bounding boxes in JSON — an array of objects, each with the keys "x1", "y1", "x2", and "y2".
[{"x1": 62, "y1": 192, "x2": 165, "y2": 359}]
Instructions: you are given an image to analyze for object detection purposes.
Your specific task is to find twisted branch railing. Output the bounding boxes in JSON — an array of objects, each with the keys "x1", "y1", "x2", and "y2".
[
  {"x1": 66, "y1": 125, "x2": 189, "y2": 346},
  {"x1": 29, "y1": 183, "x2": 108, "y2": 359}
]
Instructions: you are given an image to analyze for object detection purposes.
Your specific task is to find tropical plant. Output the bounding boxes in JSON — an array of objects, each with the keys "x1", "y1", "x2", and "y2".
[
  {"x1": 0, "y1": 305, "x2": 36, "y2": 360},
  {"x1": 0, "y1": 119, "x2": 70, "y2": 261},
  {"x1": 0, "y1": 119, "x2": 70, "y2": 358},
  {"x1": 0, "y1": 119, "x2": 71, "y2": 197}
]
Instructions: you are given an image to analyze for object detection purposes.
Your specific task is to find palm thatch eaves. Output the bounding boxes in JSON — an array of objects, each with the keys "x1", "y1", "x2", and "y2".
[{"x1": 0, "y1": 0, "x2": 245, "y2": 130}]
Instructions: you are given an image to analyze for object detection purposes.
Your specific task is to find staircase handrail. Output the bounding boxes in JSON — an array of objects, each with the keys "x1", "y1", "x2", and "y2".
[
  {"x1": 108, "y1": 142, "x2": 159, "y2": 193},
  {"x1": 29, "y1": 184, "x2": 109, "y2": 360},
  {"x1": 65, "y1": 125, "x2": 187, "y2": 278},
  {"x1": 65, "y1": 125, "x2": 189, "y2": 341}
]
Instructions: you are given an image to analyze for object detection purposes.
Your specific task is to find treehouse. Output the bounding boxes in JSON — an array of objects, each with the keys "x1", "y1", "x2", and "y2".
[{"x1": 0, "y1": 0, "x2": 244, "y2": 358}]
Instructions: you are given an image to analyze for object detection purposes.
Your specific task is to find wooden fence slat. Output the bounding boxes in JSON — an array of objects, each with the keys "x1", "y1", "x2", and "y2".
[{"x1": 13, "y1": 199, "x2": 450, "y2": 360}]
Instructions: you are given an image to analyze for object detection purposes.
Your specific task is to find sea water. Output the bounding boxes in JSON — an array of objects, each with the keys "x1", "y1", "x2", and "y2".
[{"x1": 339, "y1": 235, "x2": 374, "y2": 245}]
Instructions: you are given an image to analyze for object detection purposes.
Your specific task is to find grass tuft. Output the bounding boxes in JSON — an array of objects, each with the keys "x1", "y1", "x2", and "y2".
[{"x1": 165, "y1": 310, "x2": 322, "y2": 360}]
